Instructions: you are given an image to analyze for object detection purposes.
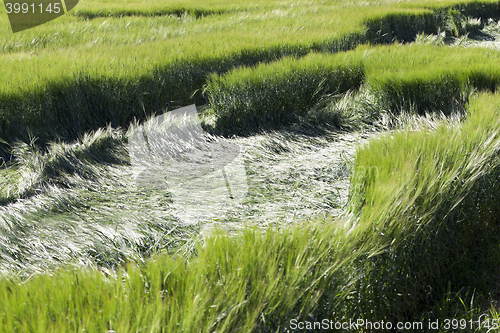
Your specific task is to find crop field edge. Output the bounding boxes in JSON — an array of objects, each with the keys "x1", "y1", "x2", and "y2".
[{"x1": 0, "y1": 0, "x2": 499, "y2": 154}]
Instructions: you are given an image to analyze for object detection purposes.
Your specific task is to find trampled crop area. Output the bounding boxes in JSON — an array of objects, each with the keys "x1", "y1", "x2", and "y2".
[{"x1": 1, "y1": 0, "x2": 500, "y2": 331}]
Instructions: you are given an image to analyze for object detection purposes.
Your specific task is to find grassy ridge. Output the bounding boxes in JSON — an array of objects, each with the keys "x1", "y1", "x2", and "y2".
[
  {"x1": 0, "y1": 223, "x2": 347, "y2": 332},
  {"x1": 1, "y1": 93, "x2": 500, "y2": 331},
  {"x1": 0, "y1": 42, "x2": 323, "y2": 146},
  {"x1": 346, "y1": 92, "x2": 500, "y2": 320},
  {"x1": 71, "y1": 2, "x2": 232, "y2": 20},
  {"x1": 206, "y1": 43, "x2": 500, "y2": 134},
  {"x1": 0, "y1": 0, "x2": 499, "y2": 151},
  {"x1": 2, "y1": 0, "x2": 500, "y2": 330},
  {"x1": 365, "y1": 44, "x2": 500, "y2": 113},
  {"x1": 206, "y1": 53, "x2": 365, "y2": 135}
]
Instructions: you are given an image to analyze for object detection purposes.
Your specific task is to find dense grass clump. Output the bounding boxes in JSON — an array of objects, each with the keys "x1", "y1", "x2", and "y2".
[
  {"x1": 205, "y1": 43, "x2": 500, "y2": 134},
  {"x1": 1, "y1": 92, "x2": 500, "y2": 331},
  {"x1": 205, "y1": 53, "x2": 365, "y2": 135},
  {"x1": 364, "y1": 1, "x2": 500, "y2": 44},
  {"x1": 0, "y1": 222, "x2": 350, "y2": 332},
  {"x1": 364, "y1": 43, "x2": 500, "y2": 114},
  {"x1": 345, "y1": 92, "x2": 500, "y2": 320},
  {"x1": 0, "y1": 0, "x2": 499, "y2": 150},
  {"x1": 2, "y1": 0, "x2": 500, "y2": 330}
]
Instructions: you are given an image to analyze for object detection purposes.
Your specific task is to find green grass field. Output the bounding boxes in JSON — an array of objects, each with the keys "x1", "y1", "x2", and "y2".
[{"x1": 1, "y1": 0, "x2": 500, "y2": 331}]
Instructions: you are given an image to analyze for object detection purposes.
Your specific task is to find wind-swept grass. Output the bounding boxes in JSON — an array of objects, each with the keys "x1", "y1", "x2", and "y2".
[
  {"x1": 0, "y1": 126, "x2": 200, "y2": 275},
  {"x1": 0, "y1": 222, "x2": 351, "y2": 332},
  {"x1": 205, "y1": 42, "x2": 500, "y2": 135},
  {"x1": 1, "y1": 90, "x2": 500, "y2": 331},
  {"x1": 6, "y1": 126, "x2": 127, "y2": 203},
  {"x1": 0, "y1": 114, "x2": 362, "y2": 274},
  {"x1": 345, "y1": 92, "x2": 500, "y2": 320},
  {"x1": 2, "y1": 0, "x2": 500, "y2": 330},
  {"x1": 205, "y1": 53, "x2": 365, "y2": 135},
  {"x1": 0, "y1": 0, "x2": 499, "y2": 150}
]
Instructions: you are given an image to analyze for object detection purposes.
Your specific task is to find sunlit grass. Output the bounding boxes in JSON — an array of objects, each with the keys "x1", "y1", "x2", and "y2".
[
  {"x1": 0, "y1": 116, "x2": 363, "y2": 274},
  {"x1": 1, "y1": 0, "x2": 500, "y2": 330},
  {"x1": 1, "y1": 92, "x2": 500, "y2": 331},
  {"x1": 0, "y1": 0, "x2": 499, "y2": 147},
  {"x1": 205, "y1": 42, "x2": 500, "y2": 134},
  {"x1": 205, "y1": 52, "x2": 365, "y2": 135},
  {"x1": 344, "y1": 92, "x2": 500, "y2": 319}
]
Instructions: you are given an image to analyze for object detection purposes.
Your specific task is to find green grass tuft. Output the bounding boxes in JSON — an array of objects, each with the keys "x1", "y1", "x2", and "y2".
[{"x1": 205, "y1": 53, "x2": 365, "y2": 135}]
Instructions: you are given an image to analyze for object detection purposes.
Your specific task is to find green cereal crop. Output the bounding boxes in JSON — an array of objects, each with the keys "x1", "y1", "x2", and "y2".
[{"x1": 1, "y1": 0, "x2": 500, "y2": 331}]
